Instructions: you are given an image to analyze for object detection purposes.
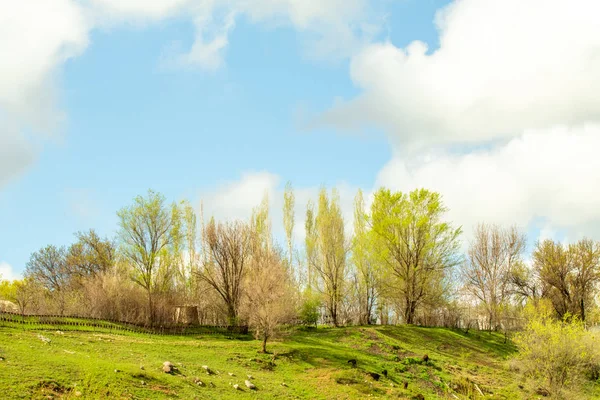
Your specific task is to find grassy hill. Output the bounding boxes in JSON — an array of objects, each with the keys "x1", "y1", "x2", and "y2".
[{"x1": 0, "y1": 323, "x2": 598, "y2": 399}]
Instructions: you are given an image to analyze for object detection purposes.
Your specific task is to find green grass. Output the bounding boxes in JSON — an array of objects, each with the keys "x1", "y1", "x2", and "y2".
[{"x1": 0, "y1": 323, "x2": 598, "y2": 399}]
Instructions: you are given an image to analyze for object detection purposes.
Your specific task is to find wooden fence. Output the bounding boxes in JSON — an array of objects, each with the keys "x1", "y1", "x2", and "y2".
[{"x1": 0, "y1": 311, "x2": 249, "y2": 336}]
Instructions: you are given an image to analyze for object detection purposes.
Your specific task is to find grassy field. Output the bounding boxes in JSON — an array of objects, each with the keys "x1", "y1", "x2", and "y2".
[{"x1": 0, "y1": 323, "x2": 598, "y2": 399}]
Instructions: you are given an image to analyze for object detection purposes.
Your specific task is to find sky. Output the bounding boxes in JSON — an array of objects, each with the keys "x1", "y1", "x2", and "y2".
[{"x1": 2, "y1": 0, "x2": 600, "y2": 280}]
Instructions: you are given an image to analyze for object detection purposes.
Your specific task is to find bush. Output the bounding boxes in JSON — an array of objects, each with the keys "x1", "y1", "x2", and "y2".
[
  {"x1": 299, "y1": 291, "x2": 320, "y2": 326},
  {"x1": 513, "y1": 314, "x2": 600, "y2": 398}
]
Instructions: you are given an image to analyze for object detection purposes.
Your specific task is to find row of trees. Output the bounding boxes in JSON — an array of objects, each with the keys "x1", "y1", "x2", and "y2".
[{"x1": 2, "y1": 186, "x2": 600, "y2": 346}]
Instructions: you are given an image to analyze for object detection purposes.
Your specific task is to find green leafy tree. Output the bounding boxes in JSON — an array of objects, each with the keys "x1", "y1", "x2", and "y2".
[
  {"x1": 533, "y1": 238, "x2": 600, "y2": 321},
  {"x1": 369, "y1": 188, "x2": 461, "y2": 324},
  {"x1": 117, "y1": 190, "x2": 178, "y2": 326},
  {"x1": 305, "y1": 188, "x2": 349, "y2": 327},
  {"x1": 0, "y1": 278, "x2": 37, "y2": 316},
  {"x1": 283, "y1": 181, "x2": 295, "y2": 269},
  {"x1": 351, "y1": 189, "x2": 379, "y2": 325},
  {"x1": 66, "y1": 229, "x2": 115, "y2": 282}
]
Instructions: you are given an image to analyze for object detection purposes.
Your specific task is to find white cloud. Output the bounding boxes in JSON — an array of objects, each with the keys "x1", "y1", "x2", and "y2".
[
  {"x1": 173, "y1": 9, "x2": 238, "y2": 71},
  {"x1": 376, "y1": 124, "x2": 600, "y2": 243},
  {"x1": 0, "y1": 261, "x2": 21, "y2": 281},
  {"x1": 320, "y1": 0, "x2": 600, "y2": 151},
  {"x1": 96, "y1": 0, "x2": 378, "y2": 69},
  {"x1": 0, "y1": 0, "x2": 89, "y2": 189},
  {"x1": 89, "y1": 0, "x2": 190, "y2": 21}
]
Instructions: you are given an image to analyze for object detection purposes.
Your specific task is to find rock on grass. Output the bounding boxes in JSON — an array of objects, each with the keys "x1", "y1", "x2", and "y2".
[{"x1": 163, "y1": 361, "x2": 174, "y2": 373}]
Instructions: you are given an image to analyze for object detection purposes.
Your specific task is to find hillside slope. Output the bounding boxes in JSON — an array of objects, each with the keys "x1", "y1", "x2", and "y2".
[{"x1": 0, "y1": 324, "x2": 597, "y2": 399}]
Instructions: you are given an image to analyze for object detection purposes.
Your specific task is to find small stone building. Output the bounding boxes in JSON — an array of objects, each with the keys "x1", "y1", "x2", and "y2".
[{"x1": 174, "y1": 305, "x2": 199, "y2": 325}]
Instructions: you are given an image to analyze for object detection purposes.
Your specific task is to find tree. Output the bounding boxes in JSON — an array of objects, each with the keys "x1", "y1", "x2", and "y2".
[
  {"x1": 283, "y1": 181, "x2": 295, "y2": 269},
  {"x1": 245, "y1": 243, "x2": 294, "y2": 353},
  {"x1": 369, "y1": 188, "x2": 461, "y2": 324},
  {"x1": 25, "y1": 245, "x2": 70, "y2": 315},
  {"x1": 305, "y1": 188, "x2": 349, "y2": 327},
  {"x1": 251, "y1": 191, "x2": 272, "y2": 252},
  {"x1": 196, "y1": 219, "x2": 252, "y2": 326},
  {"x1": 461, "y1": 223, "x2": 526, "y2": 330},
  {"x1": 533, "y1": 238, "x2": 600, "y2": 321},
  {"x1": 351, "y1": 189, "x2": 379, "y2": 325},
  {"x1": 117, "y1": 190, "x2": 178, "y2": 325},
  {"x1": 13, "y1": 279, "x2": 37, "y2": 316},
  {"x1": 66, "y1": 229, "x2": 115, "y2": 282},
  {"x1": 0, "y1": 278, "x2": 37, "y2": 316}
]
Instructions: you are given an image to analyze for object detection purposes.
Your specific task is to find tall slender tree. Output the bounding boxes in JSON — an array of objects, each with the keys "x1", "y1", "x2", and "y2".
[
  {"x1": 283, "y1": 182, "x2": 295, "y2": 269},
  {"x1": 352, "y1": 189, "x2": 378, "y2": 325},
  {"x1": 306, "y1": 188, "x2": 349, "y2": 326}
]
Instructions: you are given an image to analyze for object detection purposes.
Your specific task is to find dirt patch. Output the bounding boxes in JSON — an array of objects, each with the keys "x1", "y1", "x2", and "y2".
[
  {"x1": 35, "y1": 380, "x2": 71, "y2": 398},
  {"x1": 150, "y1": 385, "x2": 177, "y2": 395}
]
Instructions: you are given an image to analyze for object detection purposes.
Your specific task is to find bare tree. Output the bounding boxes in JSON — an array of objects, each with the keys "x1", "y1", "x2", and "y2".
[
  {"x1": 196, "y1": 219, "x2": 252, "y2": 326},
  {"x1": 461, "y1": 223, "x2": 526, "y2": 330},
  {"x1": 244, "y1": 243, "x2": 294, "y2": 353},
  {"x1": 25, "y1": 245, "x2": 70, "y2": 315}
]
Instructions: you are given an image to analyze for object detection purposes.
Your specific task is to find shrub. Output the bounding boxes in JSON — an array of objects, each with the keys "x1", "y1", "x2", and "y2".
[
  {"x1": 513, "y1": 314, "x2": 600, "y2": 397},
  {"x1": 299, "y1": 291, "x2": 320, "y2": 326}
]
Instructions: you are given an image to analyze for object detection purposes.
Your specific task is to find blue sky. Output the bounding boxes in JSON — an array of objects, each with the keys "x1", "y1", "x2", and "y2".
[{"x1": 1, "y1": 0, "x2": 600, "y2": 279}]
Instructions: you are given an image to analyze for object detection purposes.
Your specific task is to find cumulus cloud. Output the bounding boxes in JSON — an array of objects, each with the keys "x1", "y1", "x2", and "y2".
[
  {"x1": 0, "y1": 0, "x2": 89, "y2": 189},
  {"x1": 0, "y1": 261, "x2": 21, "y2": 281},
  {"x1": 320, "y1": 0, "x2": 600, "y2": 151},
  {"x1": 376, "y1": 124, "x2": 600, "y2": 243}
]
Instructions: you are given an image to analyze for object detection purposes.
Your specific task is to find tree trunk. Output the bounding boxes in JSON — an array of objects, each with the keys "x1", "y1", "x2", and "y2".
[
  {"x1": 227, "y1": 305, "x2": 237, "y2": 327},
  {"x1": 405, "y1": 300, "x2": 416, "y2": 325},
  {"x1": 147, "y1": 291, "x2": 154, "y2": 327},
  {"x1": 262, "y1": 335, "x2": 268, "y2": 353}
]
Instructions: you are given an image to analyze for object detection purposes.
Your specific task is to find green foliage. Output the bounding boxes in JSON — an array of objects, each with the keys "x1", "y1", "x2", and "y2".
[
  {"x1": 298, "y1": 290, "x2": 321, "y2": 326},
  {"x1": 117, "y1": 190, "x2": 179, "y2": 324},
  {"x1": 369, "y1": 188, "x2": 462, "y2": 324},
  {"x1": 283, "y1": 181, "x2": 295, "y2": 267},
  {"x1": 513, "y1": 314, "x2": 600, "y2": 397},
  {"x1": 305, "y1": 188, "x2": 348, "y2": 326}
]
